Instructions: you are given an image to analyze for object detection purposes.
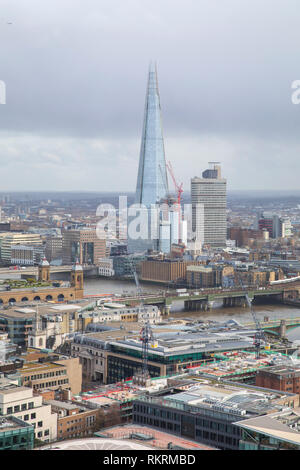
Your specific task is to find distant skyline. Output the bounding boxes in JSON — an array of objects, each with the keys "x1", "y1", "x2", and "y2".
[{"x1": 1, "y1": 0, "x2": 300, "y2": 191}]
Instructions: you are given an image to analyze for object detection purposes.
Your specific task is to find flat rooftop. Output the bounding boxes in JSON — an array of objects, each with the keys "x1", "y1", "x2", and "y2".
[
  {"x1": 138, "y1": 381, "x2": 291, "y2": 417},
  {"x1": 0, "y1": 300, "x2": 92, "y2": 319},
  {"x1": 257, "y1": 365, "x2": 300, "y2": 377},
  {"x1": 0, "y1": 416, "x2": 31, "y2": 432}
]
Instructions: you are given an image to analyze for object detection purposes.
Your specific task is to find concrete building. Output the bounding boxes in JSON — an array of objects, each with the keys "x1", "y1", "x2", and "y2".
[
  {"x1": 45, "y1": 236, "x2": 63, "y2": 262},
  {"x1": 18, "y1": 356, "x2": 82, "y2": 396},
  {"x1": 0, "y1": 232, "x2": 43, "y2": 265},
  {"x1": 98, "y1": 258, "x2": 115, "y2": 277},
  {"x1": 191, "y1": 163, "x2": 227, "y2": 248},
  {"x1": 0, "y1": 382, "x2": 57, "y2": 442},
  {"x1": 10, "y1": 244, "x2": 45, "y2": 266},
  {"x1": 62, "y1": 229, "x2": 106, "y2": 266}
]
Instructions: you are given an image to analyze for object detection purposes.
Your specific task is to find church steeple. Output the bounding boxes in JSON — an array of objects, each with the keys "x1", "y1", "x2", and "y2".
[
  {"x1": 38, "y1": 256, "x2": 50, "y2": 282},
  {"x1": 70, "y1": 258, "x2": 84, "y2": 291}
]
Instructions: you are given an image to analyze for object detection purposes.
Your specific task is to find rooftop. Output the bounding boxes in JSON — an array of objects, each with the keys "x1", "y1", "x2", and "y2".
[{"x1": 235, "y1": 409, "x2": 300, "y2": 447}]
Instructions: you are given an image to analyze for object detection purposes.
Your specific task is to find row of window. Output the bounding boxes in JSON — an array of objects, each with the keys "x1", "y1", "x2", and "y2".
[
  {"x1": 195, "y1": 429, "x2": 239, "y2": 447},
  {"x1": 134, "y1": 414, "x2": 180, "y2": 433},
  {"x1": 24, "y1": 370, "x2": 66, "y2": 381},
  {"x1": 6, "y1": 402, "x2": 34, "y2": 414},
  {"x1": 32, "y1": 379, "x2": 68, "y2": 389}
]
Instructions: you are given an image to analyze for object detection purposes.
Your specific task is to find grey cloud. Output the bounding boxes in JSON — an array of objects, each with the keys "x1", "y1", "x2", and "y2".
[{"x1": 0, "y1": 0, "x2": 300, "y2": 190}]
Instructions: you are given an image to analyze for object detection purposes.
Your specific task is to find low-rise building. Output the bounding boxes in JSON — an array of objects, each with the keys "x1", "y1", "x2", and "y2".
[
  {"x1": 45, "y1": 399, "x2": 104, "y2": 441},
  {"x1": 256, "y1": 365, "x2": 300, "y2": 393},
  {"x1": 19, "y1": 356, "x2": 82, "y2": 396},
  {"x1": 133, "y1": 380, "x2": 299, "y2": 450},
  {"x1": 0, "y1": 382, "x2": 57, "y2": 442},
  {"x1": 0, "y1": 416, "x2": 34, "y2": 450},
  {"x1": 235, "y1": 409, "x2": 300, "y2": 450},
  {"x1": 98, "y1": 258, "x2": 115, "y2": 277}
]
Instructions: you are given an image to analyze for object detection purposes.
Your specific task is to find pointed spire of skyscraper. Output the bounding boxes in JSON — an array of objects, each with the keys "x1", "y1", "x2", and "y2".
[{"x1": 135, "y1": 62, "x2": 169, "y2": 207}]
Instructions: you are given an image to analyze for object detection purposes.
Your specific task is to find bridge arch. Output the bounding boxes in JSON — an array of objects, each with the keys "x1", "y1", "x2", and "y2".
[
  {"x1": 46, "y1": 295, "x2": 53, "y2": 301},
  {"x1": 57, "y1": 294, "x2": 65, "y2": 302},
  {"x1": 9, "y1": 298, "x2": 16, "y2": 304},
  {"x1": 21, "y1": 297, "x2": 29, "y2": 302},
  {"x1": 34, "y1": 296, "x2": 41, "y2": 301}
]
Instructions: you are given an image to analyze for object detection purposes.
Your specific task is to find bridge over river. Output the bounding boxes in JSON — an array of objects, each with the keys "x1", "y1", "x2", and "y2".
[{"x1": 114, "y1": 279, "x2": 300, "y2": 315}]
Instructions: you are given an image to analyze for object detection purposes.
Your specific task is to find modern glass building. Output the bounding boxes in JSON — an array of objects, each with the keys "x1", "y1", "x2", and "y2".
[
  {"x1": 135, "y1": 62, "x2": 168, "y2": 207},
  {"x1": 0, "y1": 416, "x2": 34, "y2": 450},
  {"x1": 128, "y1": 63, "x2": 169, "y2": 254}
]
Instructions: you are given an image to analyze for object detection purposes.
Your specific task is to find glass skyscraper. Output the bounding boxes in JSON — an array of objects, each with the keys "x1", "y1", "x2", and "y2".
[
  {"x1": 128, "y1": 63, "x2": 169, "y2": 253},
  {"x1": 135, "y1": 62, "x2": 168, "y2": 206}
]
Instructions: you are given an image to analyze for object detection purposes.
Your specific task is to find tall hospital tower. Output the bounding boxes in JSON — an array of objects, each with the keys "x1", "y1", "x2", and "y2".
[
  {"x1": 128, "y1": 63, "x2": 169, "y2": 253},
  {"x1": 191, "y1": 163, "x2": 227, "y2": 248}
]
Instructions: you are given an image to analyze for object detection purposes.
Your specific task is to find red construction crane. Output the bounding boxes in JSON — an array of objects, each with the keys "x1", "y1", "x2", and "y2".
[
  {"x1": 166, "y1": 161, "x2": 183, "y2": 206},
  {"x1": 166, "y1": 161, "x2": 184, "y2": 242}
]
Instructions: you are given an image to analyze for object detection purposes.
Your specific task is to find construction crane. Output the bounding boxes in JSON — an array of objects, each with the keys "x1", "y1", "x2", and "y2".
[
  {"x1": 139, "y1": 321, "x2": 154, "y2": 377},
  {"x1": 166, "y1": 161, "x2": 183, "y2": 206},
  {"x1": 129, "y1": 259, "x2": 155, "y2": 379},
  {"x1": 236, "y1": 274, "x2": 266, "y2": 359},
  {"x1": 166, "y1": 161, "x2": 183, "y2": 243}
]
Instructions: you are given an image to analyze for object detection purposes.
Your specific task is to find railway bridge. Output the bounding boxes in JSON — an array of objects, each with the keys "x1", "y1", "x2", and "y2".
[{"x1": 118, "y1": 278, "x2": 300, "y2": 315}]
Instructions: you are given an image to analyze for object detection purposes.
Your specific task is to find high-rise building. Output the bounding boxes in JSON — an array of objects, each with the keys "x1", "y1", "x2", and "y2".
[
  {"x1": 62, "y1": 229, "x2": 106, "y2": 265},
  {"x1": 191, "y1": 163, "x2": 227, "y2": 247},
  {"x1": 128, "y1": 63, "x2": 168, "y2": 253},
  {"x1": 135, "y1": 62, "x2": 168, "y2": 207}
]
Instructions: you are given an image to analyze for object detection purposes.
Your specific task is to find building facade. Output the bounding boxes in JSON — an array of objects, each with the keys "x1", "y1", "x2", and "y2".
[
  {"x1": 191, "y1": 163, "x2": 227, "y2": 248},
  {"x1": 62, "y1": 229, "x2": 106, "y2": 266},
  {"x1": 0, "y1": 382, "x2": 57, "y2": 442}
]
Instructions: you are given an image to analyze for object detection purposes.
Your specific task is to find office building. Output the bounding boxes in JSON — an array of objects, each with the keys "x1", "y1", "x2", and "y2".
[
  {"x1": 45, "y1": 236, "x2": 63, "y2": 262},
  {"x1": 191, "y1": 163, "x2": 227, "y2": 248},
  {"x1": 0, "y1": 232, "x2": 43, "y2": 265},
  {"x1": 62, "y1": 229, "x2": 106, "y2": 265},
  {"x1": 133, "y1": 381, "x2": 298, "y2": 450},
  {"x1": 0, "y1": 381, "x2": 57, "y2": 442}
]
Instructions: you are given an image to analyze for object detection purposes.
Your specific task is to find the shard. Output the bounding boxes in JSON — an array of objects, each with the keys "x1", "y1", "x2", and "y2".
[
  {"x1": 135, "y1": 62, "x2": 169, "y2": 206},
  {"x1": 128, "y1": 63, "x2": 169, "y2": 254}
]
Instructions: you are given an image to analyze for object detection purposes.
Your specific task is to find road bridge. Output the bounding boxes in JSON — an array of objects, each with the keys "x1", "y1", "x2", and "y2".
[{"x1": 0, "y1": 264, "x2": 98, "y2": 277}]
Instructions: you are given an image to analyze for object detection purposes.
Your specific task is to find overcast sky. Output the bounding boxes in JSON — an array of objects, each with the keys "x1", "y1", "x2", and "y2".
[{"x1": 0, "y1": 0, "x2": 300, "y2": 192}]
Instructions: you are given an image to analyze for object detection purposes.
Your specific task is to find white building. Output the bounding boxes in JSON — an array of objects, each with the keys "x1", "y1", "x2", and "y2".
[
  {"x1": 0, "y1": 382, "x2": 57, "y2": 442},
  {"x1": 98, "y1": 258, "x2": 115, "y2": 277},
  {"x1": 191, "y1": 163, "x2": 227, "y2": 247}
]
